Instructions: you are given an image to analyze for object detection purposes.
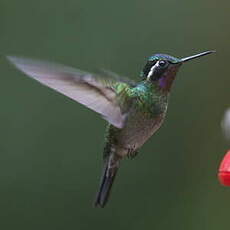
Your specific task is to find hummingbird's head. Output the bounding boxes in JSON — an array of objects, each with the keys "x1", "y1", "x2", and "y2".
[{"x1": 140, "y1": 51, "x2": 215, "y2": 92}]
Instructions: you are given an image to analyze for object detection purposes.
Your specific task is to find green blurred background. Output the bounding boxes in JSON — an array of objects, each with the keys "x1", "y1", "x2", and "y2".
[{"x1": 0, "y1": 0, "x2": 229, "y2": 229}]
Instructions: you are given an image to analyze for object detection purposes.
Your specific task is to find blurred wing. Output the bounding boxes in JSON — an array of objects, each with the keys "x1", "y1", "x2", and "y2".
[{"x1": 7, "y1": 56, "x2": 133, "y2": 128}]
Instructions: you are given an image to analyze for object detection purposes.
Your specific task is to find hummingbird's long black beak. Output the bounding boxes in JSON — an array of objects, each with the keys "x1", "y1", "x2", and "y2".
[{"x1": 181, "y1": 50, "x2": 216, "y2": 63}]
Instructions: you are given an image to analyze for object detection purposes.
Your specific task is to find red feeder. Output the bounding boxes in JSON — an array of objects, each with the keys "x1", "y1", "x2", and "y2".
[{"x1": 218, "y1": 150, "x2": 230, "y2": 186}]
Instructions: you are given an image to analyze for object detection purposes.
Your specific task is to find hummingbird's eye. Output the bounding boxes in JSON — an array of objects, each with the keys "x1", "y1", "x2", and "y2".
[{"x1": 158, "y1": 60, "x2": 168, "y2": 68}]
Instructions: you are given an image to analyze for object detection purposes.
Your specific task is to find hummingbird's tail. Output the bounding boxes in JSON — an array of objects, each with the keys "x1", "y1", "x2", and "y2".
[{"x1": 94, "y1": 154, "x2": 121, "y2": 208}]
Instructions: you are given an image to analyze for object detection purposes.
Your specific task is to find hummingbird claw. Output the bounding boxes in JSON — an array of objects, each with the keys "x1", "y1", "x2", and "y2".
[{"x1": 127, "y1": 147, "x2": 139, "y2": 159}]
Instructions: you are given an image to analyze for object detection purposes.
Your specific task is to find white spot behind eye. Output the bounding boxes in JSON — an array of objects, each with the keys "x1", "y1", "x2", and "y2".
[{"x1": 147, "y1": 62, "x2": 159, "y2": 81}]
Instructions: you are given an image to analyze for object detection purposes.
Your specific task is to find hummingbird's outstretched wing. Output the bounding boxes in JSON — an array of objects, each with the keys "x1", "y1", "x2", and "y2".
[{"x1": 7, "y1": 56, "x2": 135, "y2": 128}]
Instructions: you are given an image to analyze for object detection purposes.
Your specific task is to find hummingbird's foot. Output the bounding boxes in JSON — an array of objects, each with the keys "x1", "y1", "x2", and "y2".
[{"x1": 127, "y1": 148, "x2": 139, "y2": 159}]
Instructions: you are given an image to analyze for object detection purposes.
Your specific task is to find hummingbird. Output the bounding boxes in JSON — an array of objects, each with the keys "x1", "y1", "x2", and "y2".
[{"x1": 7, "y1": 50, "x2": 215, "y2": 207}]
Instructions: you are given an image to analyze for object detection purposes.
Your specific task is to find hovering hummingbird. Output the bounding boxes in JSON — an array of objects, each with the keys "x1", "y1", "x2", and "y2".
[{"x1": 7, "y1": 50, "x2": 215, "y2": 207}]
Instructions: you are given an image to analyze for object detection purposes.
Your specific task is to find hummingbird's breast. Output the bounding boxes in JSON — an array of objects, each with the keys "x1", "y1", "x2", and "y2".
[
  {"x1": 111, "y1": 89, "x2": 168, "y2": 156},
  {"x1": 117, "y1": 107, "x2": 166, "y2": 151}
]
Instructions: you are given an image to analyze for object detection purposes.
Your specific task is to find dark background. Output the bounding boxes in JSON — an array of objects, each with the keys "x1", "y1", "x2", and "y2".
[{"x1": 0, "y1": 0, "x2": 229, "y2": 229}]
